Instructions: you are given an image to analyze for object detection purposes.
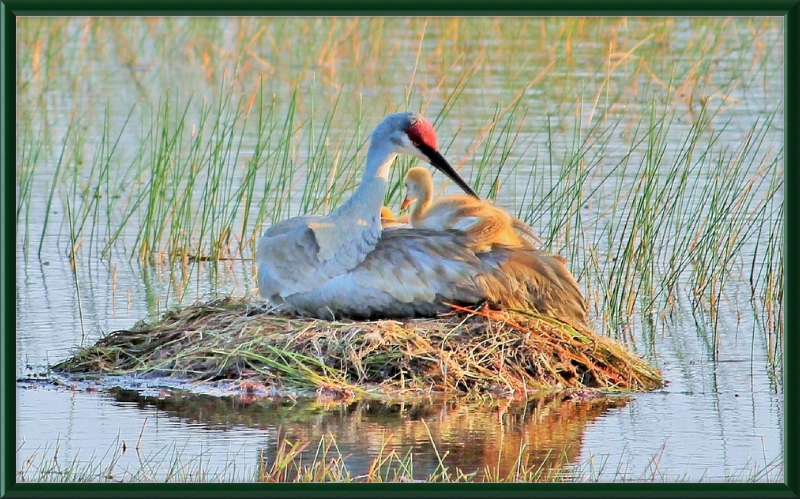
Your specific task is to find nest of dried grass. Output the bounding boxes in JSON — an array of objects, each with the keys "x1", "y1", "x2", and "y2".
[{"x1": 54, "y1": 297, "x2": 663, "y2": 398}]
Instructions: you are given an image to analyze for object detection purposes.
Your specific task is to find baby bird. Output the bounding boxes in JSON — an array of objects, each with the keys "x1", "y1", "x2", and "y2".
[
  {"x1": 401, "y1": 167, "x2": 541, "y2": 252},
  {"x1": 380, "y1": 206, "x2": 396, "y2": 226},
  {"x1": 380, "y1": 206, "x2": 409, "y2": 227}
]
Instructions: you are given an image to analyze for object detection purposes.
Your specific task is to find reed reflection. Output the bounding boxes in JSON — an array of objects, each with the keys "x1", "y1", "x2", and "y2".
[{"x1": 110, "y1": 388, "x2": 629, "y2": 480}]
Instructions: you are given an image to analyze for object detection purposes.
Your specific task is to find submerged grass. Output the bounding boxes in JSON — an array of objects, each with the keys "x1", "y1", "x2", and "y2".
[
  {"x1": 16, "y1": 429, "x2": 782, "y2": 483},
  {"x1": 53, "y1": 297, "x2": 663, "y2": 397}
]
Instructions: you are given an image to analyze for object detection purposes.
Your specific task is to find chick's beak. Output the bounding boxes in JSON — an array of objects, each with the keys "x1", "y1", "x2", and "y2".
[{"x1": 400, "y1": 197, "x2": 412, "y2": 211}]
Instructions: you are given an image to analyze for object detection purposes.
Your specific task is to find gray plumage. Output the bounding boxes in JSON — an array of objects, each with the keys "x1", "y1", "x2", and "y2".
[{"x1": 274, "y1": 228, "x2": 588, "y2": 324}]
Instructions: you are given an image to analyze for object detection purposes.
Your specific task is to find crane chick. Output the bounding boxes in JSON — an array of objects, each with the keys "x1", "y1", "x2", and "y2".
[
  {"x1": 401, "y1": 167, "x2": 541, "y2": 252},
  {"x1": 380, "y1": 206, "x2": 409, "y2": 227}
]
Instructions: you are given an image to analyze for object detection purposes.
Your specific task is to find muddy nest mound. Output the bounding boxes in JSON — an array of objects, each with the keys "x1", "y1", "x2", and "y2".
[{"x1": 54, "y1": 297, "x2": 663, "y2": 398}]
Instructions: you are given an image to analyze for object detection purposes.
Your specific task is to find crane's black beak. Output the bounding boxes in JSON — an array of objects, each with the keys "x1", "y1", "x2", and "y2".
[{"x1": 417, "y1": 143, "x2": 479, "y2": 199}]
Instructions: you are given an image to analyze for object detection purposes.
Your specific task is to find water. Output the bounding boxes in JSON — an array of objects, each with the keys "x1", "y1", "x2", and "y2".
[
  {"x1": 16, "y1": 17, "x2": 784, "y2": 482},
  {"x1": 17, "y1": 386, "x2": 633, "y2": 481}
]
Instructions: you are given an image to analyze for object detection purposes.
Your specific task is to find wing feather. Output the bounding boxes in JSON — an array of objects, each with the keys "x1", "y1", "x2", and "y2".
[
  {"x1": 257, "y1": 223, "x2": 322, "y2": 301},
  {"x1": 279, "y1": 227, "x2": 587, "y2": 324}
]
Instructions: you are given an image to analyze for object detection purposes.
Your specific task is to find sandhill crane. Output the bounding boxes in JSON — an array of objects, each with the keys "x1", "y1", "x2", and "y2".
[
  {"x1": 401, "y1": 166, "x2": 542, "y2": 252},
  {"x1": 256, "y1": 112, "x2": 587, "y2": 324}
]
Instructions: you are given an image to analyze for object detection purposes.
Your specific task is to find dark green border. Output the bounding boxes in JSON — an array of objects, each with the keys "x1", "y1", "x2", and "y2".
[
  {"x1": 2, "y1": 2, "x2": 797, "y2": 498},
  {"x1": 1, "y1": 0, "x2": 798, "y2": 15}
]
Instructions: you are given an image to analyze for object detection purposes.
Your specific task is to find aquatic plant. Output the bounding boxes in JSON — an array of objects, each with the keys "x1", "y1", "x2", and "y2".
[{"x1": 53, "y1": 297, "x2": 663, "y2": 397}]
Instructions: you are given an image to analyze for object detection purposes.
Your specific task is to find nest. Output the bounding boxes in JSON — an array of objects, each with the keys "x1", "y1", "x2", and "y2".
[{"x1": 54, "y1": 297, "x2": 663, "y2": 398}]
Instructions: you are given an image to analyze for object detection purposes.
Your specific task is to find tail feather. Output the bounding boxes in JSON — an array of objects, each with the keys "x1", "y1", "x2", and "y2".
[{"x1": 480, "y1": 246, "x2": 588, "y2": 325}]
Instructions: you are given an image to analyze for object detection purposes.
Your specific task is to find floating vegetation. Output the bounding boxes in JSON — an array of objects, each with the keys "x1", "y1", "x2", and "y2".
[{"x1": 54, "y1": 297, "x2": 663, "y2": 398}]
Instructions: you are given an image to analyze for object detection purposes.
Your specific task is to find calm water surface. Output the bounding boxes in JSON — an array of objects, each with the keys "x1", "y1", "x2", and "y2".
[{"x1": 16, "y1": 17, "x2": 784, "y2": 481}]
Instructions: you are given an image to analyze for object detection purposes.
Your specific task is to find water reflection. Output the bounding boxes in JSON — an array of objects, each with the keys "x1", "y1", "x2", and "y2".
[{"x1": 109, "y1": 388, "x2": 629, "y2": 480}]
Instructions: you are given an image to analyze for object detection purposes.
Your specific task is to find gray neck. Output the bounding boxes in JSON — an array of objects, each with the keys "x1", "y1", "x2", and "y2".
[{"x1": 333, "y1": 140, "x2": 397, "y2": 226}]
